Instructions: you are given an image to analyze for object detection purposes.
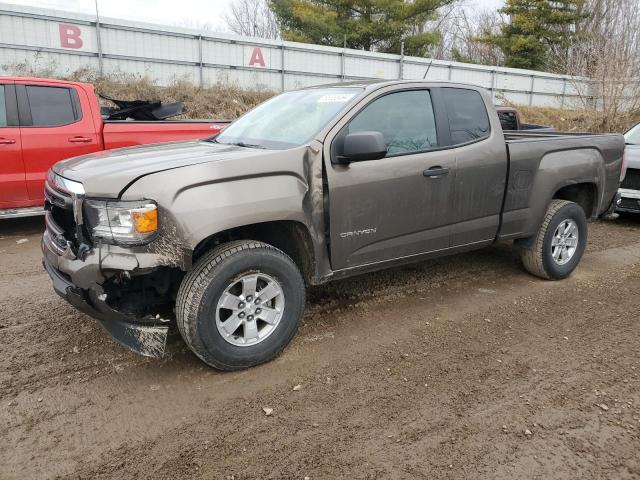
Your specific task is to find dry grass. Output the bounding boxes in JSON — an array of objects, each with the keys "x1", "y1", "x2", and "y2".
[
  {"x1": 4, "y1": 63, "x2": 274, "y2": 120},
  {"x1": 3, "y1": 63, "x2": 638, "y2": 131},
  {"x1": 79, "y1": 70, "x2": 275, "y2": 120},
  {"x1": 503, "y1": 104, "x2": 640, "y2": 134}
]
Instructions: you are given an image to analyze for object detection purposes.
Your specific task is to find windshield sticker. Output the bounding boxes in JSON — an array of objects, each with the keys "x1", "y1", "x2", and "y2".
[{"x1": 317, "y1": 93, "x2": 356, "y2": 103}]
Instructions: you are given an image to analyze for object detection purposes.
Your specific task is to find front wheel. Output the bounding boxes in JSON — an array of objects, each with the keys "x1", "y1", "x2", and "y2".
[
  {"x1": 176, "y1": 240, "x2": 306, "y2": 370},
  {"x1": 519, "y1": 199, "x2": 588, "y2": 280}
]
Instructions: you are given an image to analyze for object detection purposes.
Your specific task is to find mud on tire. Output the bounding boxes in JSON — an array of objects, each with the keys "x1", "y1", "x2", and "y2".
[
  {"x1": 176, "y1": 240, "x2": 305, "y2": 370},
  {"x1": 518, "y1": 199, "x2": 588, "y2": 280}
]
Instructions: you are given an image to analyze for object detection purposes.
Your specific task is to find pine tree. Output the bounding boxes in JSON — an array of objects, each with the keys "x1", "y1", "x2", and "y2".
[
  {"x1": 269, "y1": 0, "x2": 456, "y2": 57},
  {"x1": 482, "y1": 0, "x2": 588, "y2": 71}
]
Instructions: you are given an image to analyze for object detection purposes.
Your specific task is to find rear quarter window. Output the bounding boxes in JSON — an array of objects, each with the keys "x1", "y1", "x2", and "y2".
[
  {"x1": 0, "y1": 85, "x2": 6, "y2": 127},
  {"x1": 442, "y1": 88, "x2": 491, "y2": 145},
  {"x1": 498, "y1": 110, "x2": 518, "y2": 131},
  {"x1": 26, "y1": 86, "x2": 80, "y2": 127}
]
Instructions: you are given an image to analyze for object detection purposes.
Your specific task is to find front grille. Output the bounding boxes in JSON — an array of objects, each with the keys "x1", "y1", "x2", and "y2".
[
  {"x1": 44, "y1": 211, "x2": 68, "y2": 255},
  {"x1": 619, "y1": 197, "x2": 640, "y2": 211},
  {"x1": 44, "y1": 175, "x2": 78, "y2": 255},
  {"x1": 621, "y1": 168, "x2": 640, "y2": 191},
  {"x1": 44, "y1": 181, "x2": 73, "y2": 209}
]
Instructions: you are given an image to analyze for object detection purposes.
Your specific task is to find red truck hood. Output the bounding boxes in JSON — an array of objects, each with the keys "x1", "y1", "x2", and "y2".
[{"x1": 53, "y1": 140, "x2": 264, "y2": 197}]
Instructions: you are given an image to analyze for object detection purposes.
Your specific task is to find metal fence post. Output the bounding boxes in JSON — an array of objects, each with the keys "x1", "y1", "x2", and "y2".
[
  {"x1": 529, "y1": 75, "x2": 535, "y2": 106},
  {"x1": 280, "y1": 43, "x2": 285, "y2": 92},
  {"x1": 399, "y1": 41, "x2": 404, "y2": 80},
  {"x1": 198, "y1": 34, "x2": 203, "y2": 86},
  {"x1": 448, "y1": 64, "x2": 452, "y2": 81},
  {"x1": 491, "y1": 70, "x2": 496, "y2": 102}
]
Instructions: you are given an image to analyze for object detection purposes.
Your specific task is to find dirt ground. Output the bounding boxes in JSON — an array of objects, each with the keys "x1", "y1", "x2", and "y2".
[{"x1": 1, "y1": 215, "x2": 639, "y2": 480}]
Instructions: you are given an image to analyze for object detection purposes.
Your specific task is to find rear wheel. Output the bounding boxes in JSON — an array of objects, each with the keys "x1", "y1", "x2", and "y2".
[
  {"x1": 519, "y1": 199, "x2": 588, "y2": 280},
  {"x1": 176, "y1": 240, "x2": 305, "y2": 370}
]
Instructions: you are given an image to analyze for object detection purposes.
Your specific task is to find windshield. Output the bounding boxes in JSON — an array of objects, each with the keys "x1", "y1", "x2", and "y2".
[
  {"x1": 214, "y1": 87, "x2": 362, "y2": 150},
  {"x1": 625, "y1": 123, "x2": 640, "y2": 145}
]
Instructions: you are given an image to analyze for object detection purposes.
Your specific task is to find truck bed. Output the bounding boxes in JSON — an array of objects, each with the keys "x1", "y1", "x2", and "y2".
[
  {"x1": 504, "y1": 131, "x2": 615, "y2": 141},
  {"x1": 500, "y1": 130, "x2": 625, "y2": 240},
  {"x1": 102, "y1": 120, "x2": 230, "y2": 150}
]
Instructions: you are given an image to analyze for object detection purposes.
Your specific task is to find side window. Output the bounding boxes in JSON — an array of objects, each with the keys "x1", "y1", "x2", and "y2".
[
  {"x1": 442, "y1": 88, "x2": 490, "y2": 145},
  {"x1": 26, "y1": 86, "x2": 79, "y2": 127},
  {"x1": 347, "y1": 90, "x2": 438, "y2": 156},
  {"x1": 498, "y1": 110, "x2": 518, "y2": 131},
  {"x1": 0, "y1": 85, "x2": 7, "y2": 127}
]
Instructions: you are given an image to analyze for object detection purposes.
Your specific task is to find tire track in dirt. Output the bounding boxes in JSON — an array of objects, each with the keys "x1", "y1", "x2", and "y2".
[{"x1": 1, "y1": 216, "x2": 639, "y2": 479}]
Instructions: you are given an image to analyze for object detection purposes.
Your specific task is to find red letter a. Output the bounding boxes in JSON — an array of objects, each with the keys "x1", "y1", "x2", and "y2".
[{"x1": 249, "y1": 47, "x2": 266, "y2": 67}]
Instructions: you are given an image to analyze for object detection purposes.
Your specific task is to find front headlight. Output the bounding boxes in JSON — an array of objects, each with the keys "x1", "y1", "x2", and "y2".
[{"x1": 84, "y1": 200, "x2": 158, "y2": 245}]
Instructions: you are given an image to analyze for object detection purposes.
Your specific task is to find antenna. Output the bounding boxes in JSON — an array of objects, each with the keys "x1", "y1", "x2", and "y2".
[{"x1": 423, "y1": 60, "x2": 433, "y2": 80}]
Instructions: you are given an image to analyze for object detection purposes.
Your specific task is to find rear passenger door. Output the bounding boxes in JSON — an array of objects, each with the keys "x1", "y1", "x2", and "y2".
[
  {"x1": 441, "y1": 88, "x2": 508, "y2": 246},
  {"x1": 0, "y1": 82, "x2": 28, "y2": 207},
  {"x1": 17, "y1": 84, "x2": 99, "y2": 203},
  {"x1": 325, "y1": 87, "x2": 457, "y2": 270}
]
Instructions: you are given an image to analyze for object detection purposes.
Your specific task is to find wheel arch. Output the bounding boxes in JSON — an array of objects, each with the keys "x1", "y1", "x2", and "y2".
[
  {"x1": 552, "y1": 182, "x2": 599, "y2": 218},
  {"x1": 192, "y1": 220, "x2": 317, "y2": 285}
]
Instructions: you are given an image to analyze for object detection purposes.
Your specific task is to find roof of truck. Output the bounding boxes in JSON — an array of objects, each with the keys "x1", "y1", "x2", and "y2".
[
  {"x1": 306, "y1": 79, "x2": 486, "y2": 92},
  {"x1": 1, "y1": 76, "x2": 90, "y2": 85}
]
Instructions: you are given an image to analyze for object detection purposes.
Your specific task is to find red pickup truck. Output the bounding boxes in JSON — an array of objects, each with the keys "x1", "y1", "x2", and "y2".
[{"x1": 0, "y1": 77, "x2": 229, "y2": 217}]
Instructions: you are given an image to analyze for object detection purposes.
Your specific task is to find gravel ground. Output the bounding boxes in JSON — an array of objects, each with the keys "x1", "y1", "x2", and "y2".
[{"x1": 1, "y1": 215, "x2": 639, "y2": 480}]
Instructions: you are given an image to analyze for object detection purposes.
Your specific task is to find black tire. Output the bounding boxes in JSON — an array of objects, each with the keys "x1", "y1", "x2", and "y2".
[
  {"x1": 176, "y1": 240, "x2": 305, "y2": 370},
  {"x1": 519, "y1": 199, "x2": 588, "y2": 280}
]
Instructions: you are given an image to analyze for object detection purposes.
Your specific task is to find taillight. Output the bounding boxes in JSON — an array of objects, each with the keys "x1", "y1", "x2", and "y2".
[{"x1": 621, "y1": 147, "x2": 628, "y2": 182}]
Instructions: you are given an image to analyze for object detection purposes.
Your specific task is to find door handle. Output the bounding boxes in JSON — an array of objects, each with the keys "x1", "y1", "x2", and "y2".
[
  {"x1": 0, "y1": 138, "x2": 16, "y2": 145},
  {"x1": 68, "y1": 136, "x2": 92, "y2": 143},
  {"x1": 423, "y1": 166, "x2": 449, "y2": 178}
]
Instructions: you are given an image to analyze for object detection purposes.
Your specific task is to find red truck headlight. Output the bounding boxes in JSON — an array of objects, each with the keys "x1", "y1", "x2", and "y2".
[{"x1": 84, "y1": 200, "x2": 158, "y2": 246}]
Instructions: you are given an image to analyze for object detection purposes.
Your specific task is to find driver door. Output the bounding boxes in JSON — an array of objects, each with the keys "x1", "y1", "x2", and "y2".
[
  {"x1": 0, "y1": 82, "x2": 28, "y2": 207},
  {"x1": 325, "y1": 88, "x2": 457, "y2": 270}
]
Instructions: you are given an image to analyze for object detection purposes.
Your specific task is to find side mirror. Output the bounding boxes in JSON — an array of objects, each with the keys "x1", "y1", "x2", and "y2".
[{"x1": 337, "y1": 131, "x2": 387, "y2": 163}]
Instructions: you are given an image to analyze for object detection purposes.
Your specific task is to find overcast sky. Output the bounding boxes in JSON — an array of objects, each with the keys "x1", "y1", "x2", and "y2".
[{"x1": 4, "y1": 0, "x2": 505, "y2": 33}]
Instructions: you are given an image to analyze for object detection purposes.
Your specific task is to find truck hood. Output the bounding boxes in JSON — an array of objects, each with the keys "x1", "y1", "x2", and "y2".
[{"x1": 53, "y1": 140, "x2": 266, "y2": 197}]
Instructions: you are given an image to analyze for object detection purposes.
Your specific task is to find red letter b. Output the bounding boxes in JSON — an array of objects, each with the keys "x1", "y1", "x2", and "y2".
[{"x1": 59, "y1": 24, "x2": 83, "y2": 49}]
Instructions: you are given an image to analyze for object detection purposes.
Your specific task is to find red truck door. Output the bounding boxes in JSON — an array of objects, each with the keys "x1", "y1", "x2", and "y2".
[
  {"x1": 17, "y1": 83, "x2": 99, "y2": 204},
  {"x1": 0, "y1": 82, "x2": 29, "y2": 207}
]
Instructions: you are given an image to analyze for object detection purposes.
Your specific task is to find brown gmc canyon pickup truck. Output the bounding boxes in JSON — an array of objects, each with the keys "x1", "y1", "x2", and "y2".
[{"x1": 42, "y1": 80, "x2": 626, "y2": 370}]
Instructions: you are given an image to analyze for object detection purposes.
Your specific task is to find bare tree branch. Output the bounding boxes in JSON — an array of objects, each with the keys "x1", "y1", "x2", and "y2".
[
  {"x1": 428, "y1": 4, "x2": 505, "y2": 66},
  {"x1": 560, "y1": 0, "x2": 640, "y2": 128},
  {"x1": 225, "y1": 0, "x2": 280, "y2": 39}
]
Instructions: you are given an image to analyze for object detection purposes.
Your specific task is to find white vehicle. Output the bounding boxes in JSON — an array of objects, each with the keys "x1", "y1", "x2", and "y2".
[{"x1": 618, "y1": 123, "x2": 640, "y2": 213}]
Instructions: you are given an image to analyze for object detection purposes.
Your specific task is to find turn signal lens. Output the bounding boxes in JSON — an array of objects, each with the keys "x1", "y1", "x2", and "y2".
[{"x1": 132, "y1": 207, "x2": 158, "y2": 234}]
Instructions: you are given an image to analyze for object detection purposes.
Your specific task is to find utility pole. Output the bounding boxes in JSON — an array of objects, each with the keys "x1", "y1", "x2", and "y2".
[{"x1": 95, "y1": 0, "x2": 104, "y2": 75}]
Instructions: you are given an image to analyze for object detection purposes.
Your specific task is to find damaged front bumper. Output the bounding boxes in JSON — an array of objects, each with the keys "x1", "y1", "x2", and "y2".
[{"x1": 42, "y1": 238, "x2": 171, "y2": 358}]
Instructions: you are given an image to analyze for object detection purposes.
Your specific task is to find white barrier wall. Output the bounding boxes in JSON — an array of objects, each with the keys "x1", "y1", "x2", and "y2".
[{"x1": 0, "y1": 2, "x2": 591, "y2": 108}]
